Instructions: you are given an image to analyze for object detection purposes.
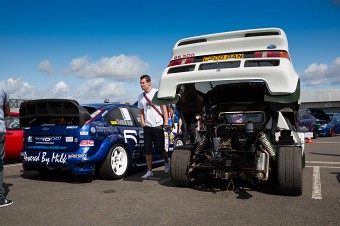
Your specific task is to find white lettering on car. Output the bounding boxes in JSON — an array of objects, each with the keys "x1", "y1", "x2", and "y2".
[{"x1": 124, "y1": 130, "x2": 137, "y2": 147}]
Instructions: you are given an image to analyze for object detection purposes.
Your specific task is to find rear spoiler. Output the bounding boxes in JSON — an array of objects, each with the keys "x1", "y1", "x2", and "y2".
[{"x1": 19, "y1": 99, "x2": 91, "y2": 127}]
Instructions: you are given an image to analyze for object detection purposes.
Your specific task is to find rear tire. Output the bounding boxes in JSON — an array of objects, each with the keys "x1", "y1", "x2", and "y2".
[
  {"x1": 277, "y1": 146, "x2": 303, "y2": 196},
  {"x1": 170, "y1": 145, "x2": 197, "y2": 187},
  {"x1": 99, "y1": 144, "x2": 129, "y2": 180}
]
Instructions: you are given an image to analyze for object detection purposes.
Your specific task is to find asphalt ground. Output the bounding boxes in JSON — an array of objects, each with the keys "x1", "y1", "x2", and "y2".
[{"x1": 1, "y1": 135, "x2": 339, "y2": 226}]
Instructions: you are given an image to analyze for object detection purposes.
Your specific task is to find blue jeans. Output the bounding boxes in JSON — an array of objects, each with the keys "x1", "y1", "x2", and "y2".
[{"x1": 0, "y1": 132, "x2": 6, "y2": 203}]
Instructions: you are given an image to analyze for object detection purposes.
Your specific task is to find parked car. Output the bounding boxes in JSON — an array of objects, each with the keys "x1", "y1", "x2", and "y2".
[
  {"x1": 19, "y1": 99, "x2": 182, "y2": 179},
  {"x1": 5, "y1": 112, "x2": 23, "y2": 160},
  {"x1": 298, "y1": 110, "x2": 318, "y2": 139},
  {"x1": 308, "y1": 108, "x2": 330, "y2": 123},
  {"x1": 318, "y1": 113, "x2": 340, "y2": 137},
  {"x1": 154, "y1": 28, "x2": 304, "y2": 196}
]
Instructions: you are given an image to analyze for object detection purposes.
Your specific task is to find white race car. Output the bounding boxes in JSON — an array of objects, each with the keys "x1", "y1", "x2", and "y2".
[{"x1": 154, "y1": 28, "x2": 304, "y2": 196}]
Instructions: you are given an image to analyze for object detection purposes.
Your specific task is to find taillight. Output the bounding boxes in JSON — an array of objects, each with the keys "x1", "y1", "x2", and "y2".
[
  {"x1": 168, "y1": 57, "x2": 195, "y2": 67},
  {"x1": 254, "y1": 51, "x2": 290, "y2": 61}
]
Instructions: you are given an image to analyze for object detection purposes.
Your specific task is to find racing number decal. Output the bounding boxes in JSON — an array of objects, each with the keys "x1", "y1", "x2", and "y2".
[{"x1": 124, "y1": 130, "x2": 137, "y2": 147}]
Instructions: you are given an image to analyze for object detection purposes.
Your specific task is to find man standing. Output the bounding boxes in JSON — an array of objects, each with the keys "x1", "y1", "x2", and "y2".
[
  {"x1": 0, "y1": 84, "x2": 11, "y2": 208},
  {"x1": 138, "y1": 75, "x2": 170, "y2": 179}
]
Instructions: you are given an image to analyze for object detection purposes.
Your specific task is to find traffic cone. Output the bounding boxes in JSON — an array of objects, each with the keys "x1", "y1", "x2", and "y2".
[{"x1": 307, "y1": 137, "x2": 313, "y2": 143}]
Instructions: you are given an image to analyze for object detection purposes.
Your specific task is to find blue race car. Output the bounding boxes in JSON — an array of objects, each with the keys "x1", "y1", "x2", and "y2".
[
  {"x1": 318, "y1": 113, "x2": 340, "y2": 137},
  {"x1": 19, "y1": 99, "x2": 182, "y2": 179}
]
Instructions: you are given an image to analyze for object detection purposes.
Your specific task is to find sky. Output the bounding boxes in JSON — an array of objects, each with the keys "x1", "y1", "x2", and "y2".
[{"x1": 1, "y1": 0, "x2": 340, "y2": 105}]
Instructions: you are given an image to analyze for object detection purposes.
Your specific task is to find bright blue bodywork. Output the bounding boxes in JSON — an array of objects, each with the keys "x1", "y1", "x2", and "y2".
[
  {"x1": 318, "y1": 113, "x2": 340, "y2": 137},
  {"x1": 20, "y1": 101, "x2": 177, "y2": 176}
]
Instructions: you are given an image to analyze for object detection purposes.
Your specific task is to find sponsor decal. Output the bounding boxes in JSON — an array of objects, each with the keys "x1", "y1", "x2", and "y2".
[
  {"x1": 95, "y1": 126, "x2": 118, "y2": 133},
  {"x1": 68, "y1": 153, "x2": 87, "y2": 159},
  {"x1": 80, "y1": 131, "x2": 88, "y2": 135},
  {"x1": 27, "y1": 145, "x2": 67, "y2": 150},
  {"x1": 79, "y1": 140, "x2": 94, "y2": 146},
  {"x1": 90, "y1": 127, "x2": 96, "y2": 133},
  {"x1": 66, "y1": 126, "x2": 78, "y2": 129},
  {"x1": 22, "y1": 151, "x2": 67, "y2": 165},
  {"x1": 35, "y1": 136, "x2": 62, "y2": 142},
  {"x1": 33, "y1": 136, "x2": 62, "y2": 144},
  {"x1": 65, "y1": 137, "x2": 73, "y2": 142},
  {"x1": 28, "y1": 136, "x2": 33, "y2": 142}
]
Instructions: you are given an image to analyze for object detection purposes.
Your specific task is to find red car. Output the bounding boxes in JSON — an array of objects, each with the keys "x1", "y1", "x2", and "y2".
[{"x1": 4, "y1": 112, "x2": 23, "y2": 159}]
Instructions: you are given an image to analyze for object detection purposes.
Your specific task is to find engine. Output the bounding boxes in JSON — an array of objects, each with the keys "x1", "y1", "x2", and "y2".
[{"x1": 191, "y1": 105, "x2": 276, "y2": 184}]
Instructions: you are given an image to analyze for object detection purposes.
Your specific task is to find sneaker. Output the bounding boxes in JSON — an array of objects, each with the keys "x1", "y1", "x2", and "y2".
[
  {"x1": 0, "y1": 199, "x2": 13, "y2": 208},
  {"x1": 164, "y1": 161, "x2": 170, "y2": 173},
  {"x1": 141, "y1": 171, "x2": 153, "y2": 179}
]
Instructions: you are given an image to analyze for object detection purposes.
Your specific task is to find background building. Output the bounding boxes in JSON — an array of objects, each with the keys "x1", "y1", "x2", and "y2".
[{"x1": 301, "y1": 89, "x2": 340, "y2": 113}]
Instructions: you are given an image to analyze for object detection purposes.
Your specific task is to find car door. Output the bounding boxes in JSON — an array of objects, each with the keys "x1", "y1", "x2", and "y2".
[
  {"x1": 5, "y1": 114, "x2": 23, "y2": 159},
  {"x1": 104, "y1": 106, "x2": 141, "y2": 164}
]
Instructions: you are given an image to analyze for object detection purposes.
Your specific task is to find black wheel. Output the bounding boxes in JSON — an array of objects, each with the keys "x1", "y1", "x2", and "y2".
[
  {"x1": 311, "y1": 126, "x2": 318, "y2": 139},
  {"x1": 170, "y1": 145, "x2": 197, "y2": 187},
  {"x1": 99, "y1": 144, "x2": 129, "y2": 180},
  {"x1": 277, "y1": 146, "x2": 303, "y2": 196}
]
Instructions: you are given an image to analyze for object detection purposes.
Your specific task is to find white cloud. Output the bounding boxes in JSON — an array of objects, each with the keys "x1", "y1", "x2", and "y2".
[
  {"x1": 5, "y1": 77, "x2": 140, "y2": 105},
  {"x1": 67, "y1": 55, "x2": 149, "y2": 80},
  {"x1": 300, "y1": 57, "x2": 340, "y2": 88},
  {"x1": 5, "y1": 78, "x2": 39, "y2": 99},
  {"x1": 38, "y1": 60, "x2": 54, "y2": 74}
]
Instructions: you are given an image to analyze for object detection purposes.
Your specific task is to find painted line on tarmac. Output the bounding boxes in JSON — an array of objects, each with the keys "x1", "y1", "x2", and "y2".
[
  {"x1": 306, "y1": 164, "x2": 340, "y2": 200},
  {"x1": 306, "y1": 165, "x2": 340, "y2": 169},
  {"x1": 312, "y1": 141, "x2": 340, "y2": 144},
  {"x1": 312, "y1": 166, "x2": 322, "y2": 200},
  {"x1": 306, "y1": 161, "x2": 340, "y2": 165}
]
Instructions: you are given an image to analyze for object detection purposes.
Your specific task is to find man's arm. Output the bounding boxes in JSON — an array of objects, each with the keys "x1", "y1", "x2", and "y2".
[
  {"x1": 4, "y1": 102, "x2": 10, "y2": 117},
  {"x1": 140, "y1": 109, "x2": 147, "y2": 127},
  {"x1": 161, "y1": 105, "x2": 168, "y2": 126}
]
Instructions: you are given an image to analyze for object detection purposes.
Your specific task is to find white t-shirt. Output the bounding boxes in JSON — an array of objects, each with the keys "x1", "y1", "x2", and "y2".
[{"x1": 137, "y1": 88, "x2": 163, "y2": 127}]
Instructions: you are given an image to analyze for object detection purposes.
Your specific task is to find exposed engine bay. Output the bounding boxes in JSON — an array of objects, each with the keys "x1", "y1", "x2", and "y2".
[
  {"x1": 189, "y1": 108, "x2": 277, "y2": 185},
  {"x1": 170, "y1": 82, "x2": 304, "y2": 194}
]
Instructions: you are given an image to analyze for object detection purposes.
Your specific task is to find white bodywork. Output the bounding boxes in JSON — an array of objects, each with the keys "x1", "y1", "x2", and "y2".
[{"x1": 157, "y1": 28, "x2": 299, "y2": 99}]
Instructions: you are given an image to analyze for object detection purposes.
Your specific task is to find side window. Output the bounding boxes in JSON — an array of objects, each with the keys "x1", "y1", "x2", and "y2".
[
  {"x1": 105, "y1": 107, "x2": 135, "y2": 126},
  {"x1": 130, "y1": 107, "x2": 142, "y2": 127},
  {"x1": 5, "y1": 116, "x2": 21, "y2": 130}
]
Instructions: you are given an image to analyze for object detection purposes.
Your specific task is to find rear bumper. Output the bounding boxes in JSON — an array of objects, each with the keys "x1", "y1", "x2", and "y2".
[{"x1": 20, "y1": 149, "x2": 107, "y2": 176}]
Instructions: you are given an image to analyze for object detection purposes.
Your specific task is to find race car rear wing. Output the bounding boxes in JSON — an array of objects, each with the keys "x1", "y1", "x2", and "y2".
[{"x1": 19, "y1": 99, "x2": 91, "y2": 127}]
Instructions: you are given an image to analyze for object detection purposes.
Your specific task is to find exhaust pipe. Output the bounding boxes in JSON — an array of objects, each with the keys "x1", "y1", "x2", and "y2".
[{"x1": 251, "y1": 145, "x2": 270, "y2": 185}]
